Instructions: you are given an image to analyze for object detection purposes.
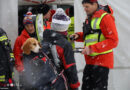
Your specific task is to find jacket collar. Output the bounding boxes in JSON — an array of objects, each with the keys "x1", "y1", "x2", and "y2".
[
  {"x1": 43, "y1": 30, "x2": 67, "y2": 43},
  {"x1": 92, "y1": 9, "x2": 107, "y2": 18},
  {"x1": 21, "y1": 29, "x2": 30, "y2": 38}
]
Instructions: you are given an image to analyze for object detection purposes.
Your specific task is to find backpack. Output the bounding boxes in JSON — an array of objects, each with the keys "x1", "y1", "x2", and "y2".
[{"x1": 23, "y1": 51, "x2": 58, "y2": 88}]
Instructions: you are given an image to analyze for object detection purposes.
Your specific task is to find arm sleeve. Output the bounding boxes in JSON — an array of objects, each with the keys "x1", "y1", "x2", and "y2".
[
  {"x1": 0, "y1": 28, "x2": 15, "y2": 78},
  {"x1": 75, "y1": 32, "x2": 84, "y2": 42},
  {"x1": 90, "y1": 14, "x2": 119, "y2": 53},
  {"x1": 13, "y1": 37, "x2": 24, "y2": 72},
  {"x1": 57, "y1": 42, "x2": 80, "y2": 89}
]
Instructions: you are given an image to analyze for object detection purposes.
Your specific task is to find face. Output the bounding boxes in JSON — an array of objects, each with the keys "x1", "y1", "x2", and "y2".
[
  {"x1": 43, "y1": 10, "x2": 51, "y2": 19},
  {"x1": 22, "y1": 38, "x2": 41, "y2": 55},
  {"x1": 31, "y1": 41, "x2": 41, "y2": 53},
  {"x1": 83, "y1": 2, "x2": 98, "y2": 16},
  {"x1": 25, "y1": 24, "x2": 35, "y2": 34}
]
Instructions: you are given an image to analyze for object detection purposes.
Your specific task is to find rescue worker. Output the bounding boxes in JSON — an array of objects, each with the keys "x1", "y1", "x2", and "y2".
[
  {"x1": 43, "y1": 8, "x2": 80, "y2": 90},
  {"x1": 0, "y1": 28, "x2": 16, "y2": 90},
  {"x1": 13, "y1": 16, "x2": 39, "y2": 90},
  {"x1": 70, "y1": 0, "x2": 119, "y2": 90}
]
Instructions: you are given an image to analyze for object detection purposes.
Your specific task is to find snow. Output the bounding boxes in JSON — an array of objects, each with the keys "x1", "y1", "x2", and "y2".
[
  {"x1": 0, "y1": 0, "x2": 130, "y2": 90},
  {"x1": 51, "y1": 33, "x2": 57, "y2": 37},
  {"x1": 102, "y1": 44, "x2": 106, "y2": 48}
]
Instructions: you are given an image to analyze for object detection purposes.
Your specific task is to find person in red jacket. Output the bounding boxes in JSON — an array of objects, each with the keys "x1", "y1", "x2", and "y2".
[
  {"x1": 70, "y1": 0, "x2": 119, "y2": 90},
  {"x1": 14, "y1": 16, "x2": 38, "y2": 72},
  {"x1": 13, "y1": 16, "x2": 39, "y2": 90}
]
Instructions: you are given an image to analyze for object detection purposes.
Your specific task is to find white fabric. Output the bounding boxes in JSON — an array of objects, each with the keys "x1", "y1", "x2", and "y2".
[
  {"x1": 51, "y1": 8, "x2": 70, "y2": 31},
  {"x1": 74, "y1": 0, "x2": 130, "y2": 90},
  {"x1": 52, "y1": 8, "x2": 71, "y2": 25},
  {"x1": 51, "y1": 23, "x2": 69, "y2": 32}
]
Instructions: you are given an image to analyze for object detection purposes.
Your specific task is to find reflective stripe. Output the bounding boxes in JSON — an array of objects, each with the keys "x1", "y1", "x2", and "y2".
[
  {"x1": 0, "y1": 79, "x2": 5, "y2": 82},
  {"x1": 12, "y1": 72, "x2": 14, "y2": 76},
  {"x1": 90, "y1": 49, "x2": 113, "y2": 56},
  {"x1": 0, "y1": 35, "x2": 7, "y2": 41},
  {"x1": 91, "y1": 13, "x2": 108, "y2": 29},
  {"x1": 10, "y1": 53, "x2": 14, "y2": 58},
  {"x1": 93, "y1": 18, "x2": 98, "y2": 29},
  {"x1": 0, "y1": 75, "x2": 5, "y2": 82},
  {"x1": 85, "y1": 39, "x2": 98, "y2": 43}
]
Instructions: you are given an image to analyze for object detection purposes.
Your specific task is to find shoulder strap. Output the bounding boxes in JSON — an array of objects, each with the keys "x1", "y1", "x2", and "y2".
[{"x1": 41, "y1": 51, "x2": 58, "y2": 75}]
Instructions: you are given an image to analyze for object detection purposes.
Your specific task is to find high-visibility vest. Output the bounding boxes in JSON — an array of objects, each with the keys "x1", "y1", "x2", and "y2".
[{"x1": 84, "y1": 13, "x2": 113, "y2": 56}]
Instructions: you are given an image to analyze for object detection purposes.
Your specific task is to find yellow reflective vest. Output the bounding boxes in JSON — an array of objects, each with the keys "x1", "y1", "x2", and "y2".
[{"x1": 84, "y1": 13, "x2": 113, "y2": 56}]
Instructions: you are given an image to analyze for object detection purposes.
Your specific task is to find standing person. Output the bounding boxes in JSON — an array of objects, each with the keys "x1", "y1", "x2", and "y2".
[
  {"x1": 70, "y1": 0, "x2": 119, "y2": 90},
  {"x1": 0, "y1": 28, "x2": 16, "y2": 90},
  {"x1": 13, "y1": 16, "x2": 39, "y2": 90},
  {"x1": 43, "y1": 8, "x2": 80, "y2": 90}
]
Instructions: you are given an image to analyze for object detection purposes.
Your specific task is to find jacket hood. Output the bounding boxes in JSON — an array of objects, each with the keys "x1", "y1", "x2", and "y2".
[
  {"x1": 92, "y1": 5, "x2": 114, "y2": 18},
  {"x1": 43, "y1": 30, "x2": 66, "y2": 43}
]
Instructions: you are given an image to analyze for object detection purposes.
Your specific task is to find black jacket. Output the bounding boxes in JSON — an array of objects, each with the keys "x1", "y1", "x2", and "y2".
[
  {"x1": 43, "y1": 30, "x2": 80, "y2": 89},
  {"x1": 0, "y1": 28, "x2": 14, "y2": 80},
  {"x1": 23, "y1": 52, "x2": 57, "y2": 88}
]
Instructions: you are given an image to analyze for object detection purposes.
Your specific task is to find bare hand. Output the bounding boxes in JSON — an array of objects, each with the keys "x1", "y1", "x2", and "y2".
[{"x1": 81, "y1": 46, "x2": 93, "y2": 55}]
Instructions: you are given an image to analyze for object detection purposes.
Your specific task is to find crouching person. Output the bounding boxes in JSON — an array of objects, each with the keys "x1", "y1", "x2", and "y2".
[
  {"x1": 0, "y1": 28, "x2": 17, "y2": 90},
  {"x1": 21, "y1": 38, "x2": 68, "y2": 90},
  {"x1": 43, "y1": 8, "x2": 80, "y2": 90}
]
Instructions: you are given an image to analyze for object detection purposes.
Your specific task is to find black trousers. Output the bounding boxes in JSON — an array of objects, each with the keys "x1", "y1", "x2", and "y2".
[{"x1": 82, "y1": 65, "x2": 109, "y2": 90}]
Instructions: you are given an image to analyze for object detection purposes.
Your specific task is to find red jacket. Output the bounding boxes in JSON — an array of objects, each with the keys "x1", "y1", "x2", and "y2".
[
  {"x1": 14, "y1": 29, "x2": 50, "y2": 72},
  {"x1": 13, "y1": 29, "x2": 30, "y2": 72},
  {"x1": 76, "y1": 9, "x2": 119, "y2": 69}
]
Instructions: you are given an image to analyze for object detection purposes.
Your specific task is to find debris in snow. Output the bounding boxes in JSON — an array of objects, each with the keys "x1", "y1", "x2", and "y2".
[
  {"x1": 92, "y1": 56, "x2": 95, "y2": 59},
  {"x1": 54, "y1": 40, "x2": 57, "y2": 43},
  {"x1": 31, "y1": 73, "x2": 34, "y2": 75},
  {"x1": 51, "y1": 33, "x2": 57, "y2": 37},
  {"x1": 91, "y1": 75, "x2": 94, "y2": 77},
  {"x1": 104, "y1": 86, "x2": 107, "y2": 88},
  {"x1": 86, "y1": 86, "x2": 89, "y2": 88},
  {"x1": 109, "y1": 31, "x2": 113, "y2": 35},
  {"x1": 102, "y1": 44, "x2": 106, "y2": 48},
  {"x1": 99, "y1": 63, "x2": 102, "y2": 65},
  {"x1": 86, "y1": 77, "x2": 90, "y2": 80}
]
